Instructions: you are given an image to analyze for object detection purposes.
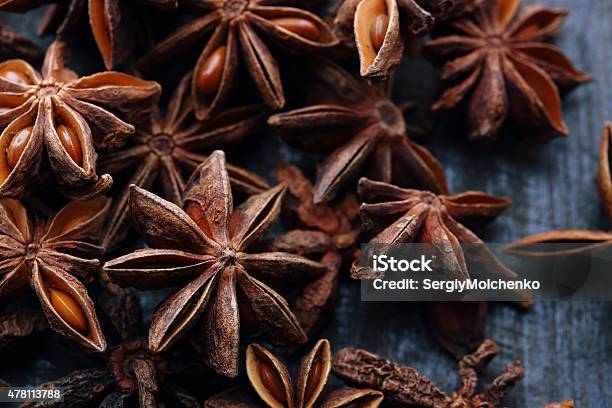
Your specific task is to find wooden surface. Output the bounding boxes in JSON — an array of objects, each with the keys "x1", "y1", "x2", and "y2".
[{"x1": 2, "y1": 1, "x2": 612, "y2": 406}]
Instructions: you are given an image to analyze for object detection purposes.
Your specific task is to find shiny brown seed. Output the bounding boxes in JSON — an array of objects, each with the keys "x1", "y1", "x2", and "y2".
[
  {"x1": 196, "y1": 46, "x2": 226, "y2": 97},
  {"x1": 370, "y1": 8, "x2": 389, "y2": 51},
  {"x1": 259, "y1": 361, "x2": 287, "y2": 404},
  {"x1": 56, "y1": 123, "x2": 82, "y2": 166},
  {"x1": 271, "y1": 17, "x2": 320, "y2": 41},
  {"x1": 0, "y1": 68, "x2": 30, "y2": 85},
  {"x1": 304, "y1": 359, "x2": 323, "y2": 399},
  {"x1": 48, "y1": 287, "x2": 88, "y2": 332},
  {"x1": 6, "y1": 126, "x2": 33, "y2": 169}
]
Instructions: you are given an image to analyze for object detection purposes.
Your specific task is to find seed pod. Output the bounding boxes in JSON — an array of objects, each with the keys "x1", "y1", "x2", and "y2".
[
  {"x1": 246, "y1": 343, "x2": 293, "y2": 408},
  {"x1": 196, "y1": 46, "x2": 227, "y2": 97},
  {"x1": 296, "y1": 339, "x2": 331, "y2": 408},
  {"x1": 48, "y1": 287, "x2": 88, "y2": 332},
  {"x1": 6, "y1": 126, "x2": 32, "y2": 169},
  {"x1": 271, "y1": 18, "x2": 320, "y2": 41},
  {"x1": 0, "y1": 66, "x2": 31, "y2": 85}
]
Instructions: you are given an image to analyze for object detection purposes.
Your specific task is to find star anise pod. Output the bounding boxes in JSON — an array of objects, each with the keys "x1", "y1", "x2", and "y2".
[
  {"x1": 352, "y1": 177, "x2": 514, "y2": 280},
  {"x1": 99, "y1": 73, "x2": 269, "y2": 252},
  {"x1": 334, "y1": 0, "x2": 484, "y2": 79},
  {"x1": 138, "y1": 0, "x2": 339, "y2": 118},
  {"x1": 507, "y1": 123, "x2": 612, "y2": 256},
  {"x1": 0, "y1": 0, "x2": 177, "y2": 69},
  {"x1": 268, "y1": 61, "x2": 447, "y2": 204},
  {"x1": 0, "y1": 308, "x2": 48, "y2": 349},
  {"x1": 207, "y1": 339, "x2": 384, "y2": 408},
  {"x1": 424, "y1": 0, "x2": 590, "y2": 144},
  {"x1": 0, "y1": 40, "x2": 161, "y2": 200},
  {"x1": 0, "y1": 19, "x2": 42, "y2": 62},
  {"x1": 0, "y1": 197, "x2": 109, "y2": 352},
  {"x1": 103, "y1": 150, "x2": 326, "y2": 378},
  {"x1": 333, "y1": 339, "x2": 524, "y2": 407},
  {"x1": 22, "y1": 272, "x2": 201, "y2": 408}
]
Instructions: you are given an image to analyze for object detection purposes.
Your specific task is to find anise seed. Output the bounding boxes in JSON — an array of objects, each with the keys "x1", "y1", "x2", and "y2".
[
  {"x1": 304, "y1": 359, "x2": 323, "y2": 399},
  {"x1": 48, "y1": 287, "x2": 88, "y2": 332},
  {"x1": 196, "y1": 46, "x2": 226, "y2": 97},
  {"x1": 56, "y1": 123, "x2": 82, "y2": 166},
  {"x1": 0, "y1": 68, "x2": 30, "y2": 85},
  {"x1": 271, "y1": 18, "x2": 320, "y2": 41},
  {"x1": 259, "y1": 361, "x2": 287, "y2": 404},
  {"x1": 370, "y1": 3, "x2": 388, "y2": 51},
  {"x1": 6, "y1": 126, "x2": 33, "y2": 169}
]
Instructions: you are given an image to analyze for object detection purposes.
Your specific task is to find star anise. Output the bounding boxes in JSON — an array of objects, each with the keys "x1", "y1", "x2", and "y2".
[
  {"x1": 138, "y1": 0, "x2": 339, "y2": 118},
  {"x1": 0, "y1": 40, "x2": 161, "y2": 199},
  {"x1": 0, "y1": 0, "x2": 177, "y2": 69},
  {"x1": 0, "y1": 308, "x2": 48, "y2": 349},
  {"x1": 0, "y1": 197, "x2": 109, "y2": 352},
  {"x1": 334, "y1": 0, "x2": 484, "y2": 79},
  {"x1": 22, "y1": 272, "x2": 201, "y2": 408},
  {"x1": 99, "y1": 73, "x2": 269, "y2": 253},
  {"x1": 103, "y1": 150, "x2": 326, "y2": 378},
  {"x1": 332, "y1": 339, "x2": 525, "y2": 407},
  {"x1": 207, "y1": 339, "x2": 384, "y2": 408},
  {"x1": 424, "y1": 0, "x2": 590, "y2": 144},
  {"x1": 0, "y1": 19, "x2": 42, "y2": 62},
  {"x1": 268, "y1": 61, "x2": 447, "y2": 204},
  {"x1": 352, "y1": 177, "x2": 514, "y2": 280},
  {"x1": 507, "y1": 122, "x2": 612, "y2": 256}
]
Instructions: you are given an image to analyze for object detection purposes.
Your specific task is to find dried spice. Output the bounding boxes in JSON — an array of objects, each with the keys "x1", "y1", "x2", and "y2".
[
  {"x1": 104, "y1": 151, "x2": 326, "y2": 378},
  {"x1": 426, "y1": 301, "x2": 487, "y2": 358},
  {"x1": 0, "y1": 197, "x2": 109, "y2": 351},
  {"x1": 352, "y1": 177, "x2": 514, "y2": 280},
  {"x1": 0, "y1": 41, "x2": 161, "y2": 199},
  {"x1": 0, "y1": 20, "x2": 42, "y2": 61},
  {"x1": 207, "y1": 339, "x2": 383, "y2": 408},
  {"x1": 139, "y1": 0, "x2": 339, "y2": 118},
  {"x1": 507, "y1": 123, "x2": 612, "y2": 256},
  {"x1": 424, "y1": 0, "x2": 590, "y2": 144},
  {"x1": 0, "y1": 0, "x2": 178, "y2": 69},
  {"x1": 23, "y1": 274, "x2": 200, "y2": 408},
  {"x1": 333, "y1": 339, "x2": 524, "y2": 407},
  {"x1": 334, "y1": 0, "x2": 484, "y2": 79},
  {"x1": 99, "y1": 73, "x2": 269, "y2": 252},
  {"x1": 269, "y1": 61, "x2": 447, "y2": 204},
  {"x1": 0, "y1": 308, "x2": 48, "y2": 348}
]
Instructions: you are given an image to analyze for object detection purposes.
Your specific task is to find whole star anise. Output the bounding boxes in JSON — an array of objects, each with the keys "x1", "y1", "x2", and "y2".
[
  {"x1": 99, "y1": 73, "x2": 269, "y2": 252},
  {"x1": 0, "y1": 197, "x2": 109, "y2": 352},
  {"x1": 352, "y1": 177, "x2": 514, "y2": 280},
  {"x1": 424, "y1": 0, "x2": 590, "y2": 144},
  {"x1": 333, "y1": 339, "x2": 524, "y2": 407},
  {"x1": 507, "y1": 123, "x2": 612, "y2": 256},
  {"x1": 23, "y1": 272, "x2": 201, "y2": 408},
  {"x1": 0, "y1": 41, "x2": 161, "y2": 199},
  {"x1": 268, "y1": 61, "x2": 447, "y2": 204},
  {"x1": 334, "y1": 0, "x2": 484, "y2": 79},
  {"x1": 0, "y1": 0, "x2": 177, "y2": 69},
  {"x1": 207, "y1": 339, "x2": 384, "y2": 408},
  {"x1": 139, "y1": 0, "x2": 339, "y2": 118},
  {"x1": 103, "y1": 150, "x2": 326, "y2": 378},
  {"x1": 0, "y1": 19, "x2": 42, "y2": 62}
]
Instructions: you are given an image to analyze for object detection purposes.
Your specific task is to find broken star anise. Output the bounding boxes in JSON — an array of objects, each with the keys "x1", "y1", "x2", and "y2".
[
  {"x1": 0, "y1": 308, "x2": 48, "y2": 349},
  {"x1": 0, "y1": 40, "x2": 161, "y2": 199},
  {"x1": 268, "y1": 61, "x2": 447, "y2": 204},
  {"x1": 0, "y1": 19, "x2": 42, "y2": 62},
  {"x1": 139, "y1": 0, "x2": 339, "y2": 118},
  {"x1": 207, "y1": 339, "x2": 384, "y2": 408},
  {"x1": 334, "y1": 0, "x2": 484, "y2": 79},
  {"x1": 507, "y1": 122, "x2": 612, "y2": 256},
  {"x1": 0, "y1": 197, "x2": 109, "y2": 352},
  {"x1": 424, "y1": 0, "x2": 590, "y2": 144},
  {"x1": 352, "y1": 177, "x2": 514, "y2": 280},
  {"x1": 99, "y1": 73, "x2": 269, "y2": 252},
  {"x1": 103, "y1": 150, "x2": 326, "y2": 378},
  {"x1": 0, "y1": 0, "x2": 178, "y2": 69},
  {"x1": 333, "y1": 339, "x2": 524, "y2": 407}
]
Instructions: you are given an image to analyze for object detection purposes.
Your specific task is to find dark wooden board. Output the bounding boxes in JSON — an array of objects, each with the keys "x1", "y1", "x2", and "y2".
[{"x1": 1, "y1": 0, "x2": 611, "y2": 406}]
